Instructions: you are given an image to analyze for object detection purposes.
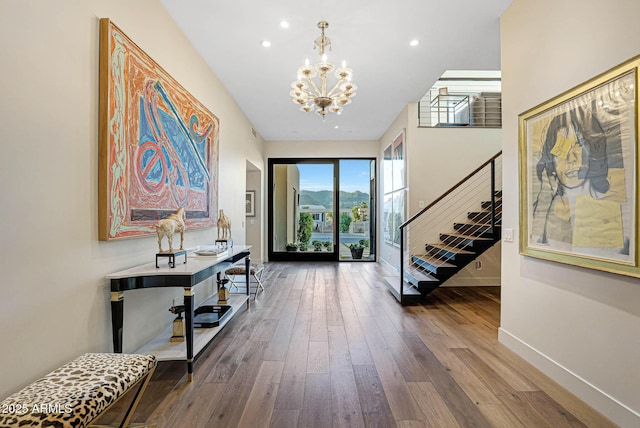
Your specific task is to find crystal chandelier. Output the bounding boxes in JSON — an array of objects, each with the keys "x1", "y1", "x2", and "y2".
[{"x1": 290, "y1": 21, "x2": 357, "y2": 119}]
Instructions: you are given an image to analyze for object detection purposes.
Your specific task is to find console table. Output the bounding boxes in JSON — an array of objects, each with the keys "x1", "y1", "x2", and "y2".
[{"x1": 106, "y1": 245, "x2": 252, "y2": 381}]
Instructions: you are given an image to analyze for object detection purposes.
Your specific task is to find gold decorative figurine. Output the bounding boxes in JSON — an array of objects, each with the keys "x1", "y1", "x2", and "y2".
[
  {"x1": 217, "y1": 278, "x2": 230, "y2": 305},
  {"x1": 168, "y1": 301, "x2": 185, "y2": 342}
]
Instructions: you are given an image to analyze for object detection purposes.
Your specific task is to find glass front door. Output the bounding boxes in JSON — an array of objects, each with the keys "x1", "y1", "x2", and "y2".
[
  {"x1": 338, "y1": 159, "x2": 375, "y2": 261},
  {"x1": 268, "y1": 158, "x2": 375, "y2": 261}
]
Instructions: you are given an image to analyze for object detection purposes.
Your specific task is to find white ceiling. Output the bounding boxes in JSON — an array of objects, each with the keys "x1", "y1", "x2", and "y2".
[{"x1": 160, "y1": 0, "x2": 512, "y2": 142}]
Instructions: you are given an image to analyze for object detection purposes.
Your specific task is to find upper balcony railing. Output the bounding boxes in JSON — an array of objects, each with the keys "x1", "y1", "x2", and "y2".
[{"x1": 418, "y1": 88, "x2": 502, "y2": 128}]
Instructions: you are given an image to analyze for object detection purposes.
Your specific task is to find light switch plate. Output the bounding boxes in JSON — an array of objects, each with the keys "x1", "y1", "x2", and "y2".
[{"x1": 504, "y1": 228, "x2": 514, "y2": 242}]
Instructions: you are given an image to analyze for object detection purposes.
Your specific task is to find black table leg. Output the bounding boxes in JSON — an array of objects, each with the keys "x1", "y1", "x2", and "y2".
[
  {"x1": 184, "y1": 287, "x2": 194, "y2": 381},
  {"x1": 111, "y1": 291, "x2": 124, "y2": 353}
]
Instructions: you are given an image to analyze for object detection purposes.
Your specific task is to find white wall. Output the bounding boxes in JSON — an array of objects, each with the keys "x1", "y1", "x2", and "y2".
[
  {"x1": 246, "y1": 167, "x2": 263, "y2": 262},
  {"x1": 266, "y1": 140, "x2": 379, "y2": 159},
  {"x1": 0, "y1": 0, "x2": 263, "y2": 399},
  {"x1": 500, "y1": 1, "x2": 640, "y2": 425}
]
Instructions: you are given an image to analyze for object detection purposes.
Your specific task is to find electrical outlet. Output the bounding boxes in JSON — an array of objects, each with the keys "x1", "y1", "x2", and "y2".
[{"x1": 475, "y1": 260, "x2": 482, "y2": 270}]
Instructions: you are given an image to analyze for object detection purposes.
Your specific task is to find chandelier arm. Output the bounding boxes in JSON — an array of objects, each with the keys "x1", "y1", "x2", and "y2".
[
  {"x1": 297, "y1": 87, "x2": 315, "y2": 98},
  {"x1": 326, "y1": 78, "x2": 346, "y2": 98},
  {"x1": 291, "y1": 92, "x2": 313, "y2": 104},
  {"x1": 304, "y1": 75, "x2": 323, "y2": 97},
  {"x1": 320, "y1": 73, "x2": 327, "y2": 97}
]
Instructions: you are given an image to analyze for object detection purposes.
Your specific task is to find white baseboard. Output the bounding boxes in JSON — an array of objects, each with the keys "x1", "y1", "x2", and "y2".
[
  {"x1": 379, "y1": 258, "x2": 398, "y2": 273},
  {"x1": 498, "y1": 328, "x2": 639, "y2": 427},
  {"x1": 442, "y1": 276, "x2": 500, "y2": 286}
]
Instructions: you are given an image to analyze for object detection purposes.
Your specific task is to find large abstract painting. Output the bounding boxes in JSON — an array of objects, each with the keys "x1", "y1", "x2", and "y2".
[
  {"x1": 519, "y1": 55, "x2": 639, "y2": 277},
  {"x1": 98, "y1": 18, "x2": 219, "y2": 240}
]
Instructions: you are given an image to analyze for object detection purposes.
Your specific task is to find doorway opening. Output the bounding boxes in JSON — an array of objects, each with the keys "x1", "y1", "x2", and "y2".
[{"x1": 245, "y1": 160, "x2": 262, "y2": 262}]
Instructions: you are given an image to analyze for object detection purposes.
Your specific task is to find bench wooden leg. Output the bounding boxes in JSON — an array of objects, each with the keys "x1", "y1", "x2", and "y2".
[{"x1": 89, "y1": 365, "x2": 156, "y2": 428}]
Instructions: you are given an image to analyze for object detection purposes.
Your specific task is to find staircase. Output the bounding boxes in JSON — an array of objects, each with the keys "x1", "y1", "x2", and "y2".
[{"x1": 384, "y1": 152, "x2": 502, "y2": 304}]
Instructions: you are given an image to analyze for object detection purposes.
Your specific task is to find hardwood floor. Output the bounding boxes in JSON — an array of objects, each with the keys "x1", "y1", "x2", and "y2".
[{"x1": 98, "y1": 262, "x2": 615, "y2": 427}]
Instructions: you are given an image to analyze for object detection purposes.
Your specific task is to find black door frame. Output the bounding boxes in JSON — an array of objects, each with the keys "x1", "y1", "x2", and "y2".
[{"x1": 267, "y1": 157, "x2": 377, "y2": 262}]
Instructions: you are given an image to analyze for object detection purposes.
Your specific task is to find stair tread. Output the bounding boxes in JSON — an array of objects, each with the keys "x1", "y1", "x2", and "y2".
[
  {"x1": 426, "y1": 244, "x2": 476, "y2": 255},
  {"x1": 454, "y1": 221, "x2": 499, "y2": 226},
  {"x1": 468, "y1": 211, "x2": 502, "y2": 216},
  {"x1": 440, "y1": 232, "x2": 493, "y2": 241},
  {"x1": 412, "y1": 254, "x2": 457, "y2": 268},
  {"x1": 481, "y1": 201, "x2": 503, "y2": 208},
  {"x1": 404, "y1": 266, "x2": 440, "y2": 282}
]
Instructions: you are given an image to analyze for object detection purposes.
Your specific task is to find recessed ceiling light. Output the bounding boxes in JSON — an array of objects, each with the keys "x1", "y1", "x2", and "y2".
[
  {"x1": 334, "y1": 125, "x2": 339, "y2": 129},
  {"x1": 280, "y1": 20, "x2": 289, "y2": 29},
  {"x1": 410, "y1": 39, "x2": 420, "y2": 47},
  {"x1": 261, "y1": 40, "x2": 271, "y2": 47}
]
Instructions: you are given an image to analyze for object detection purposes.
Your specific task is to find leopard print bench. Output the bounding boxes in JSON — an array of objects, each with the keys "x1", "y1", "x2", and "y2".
[{"x1": 0, "y1": 353, "x2": 156, "y2": 428}]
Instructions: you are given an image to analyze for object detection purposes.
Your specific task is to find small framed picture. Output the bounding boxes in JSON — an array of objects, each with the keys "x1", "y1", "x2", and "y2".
[{"x1": 245, "y1": 191, "x2": 256, "y2": 217}]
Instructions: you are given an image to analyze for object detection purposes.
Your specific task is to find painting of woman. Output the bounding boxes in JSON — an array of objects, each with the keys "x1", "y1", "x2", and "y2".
[{"x1": 525, "y1": 70, "x2": 635, "y2": 264}]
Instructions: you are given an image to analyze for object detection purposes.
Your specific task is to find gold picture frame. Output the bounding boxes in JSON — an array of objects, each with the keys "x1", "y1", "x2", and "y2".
[{"x1": 519, "y1": 55, "x2": 640, "y2": 276}]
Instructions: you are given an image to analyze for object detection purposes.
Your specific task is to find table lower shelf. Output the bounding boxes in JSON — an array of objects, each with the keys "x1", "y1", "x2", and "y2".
[{"x1": 134, "y1": 293, "x2": 249, "y2": 361}]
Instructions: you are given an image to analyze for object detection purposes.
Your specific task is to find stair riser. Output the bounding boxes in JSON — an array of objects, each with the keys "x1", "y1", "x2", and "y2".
[
  {"x1": 411, "y1": 256, "x2": 458, "y2": 277},
  {"x1": 403, "y1": 273, "x2": 441, "y2": 295},
  {"x1": 391, "y1": 289, "x2": 422, "y2": 305},
  {"x1": 453, "y1": 223, "x2": 500, "y2": 237},
  {"x1": 439, "y1": 234, "x2": 475, "y2": 249},
  {"x1": 439, "y1": 234, "x2": 497, "y2": 251},
  {"x1": 467, "y1": 212, "x2": 502, "y2": 222},
  {"x1": 412, "y1": 265, "x2": 459, "y2": 284},
  {"x1": 481, "y1": 201, "x2": 502, "y2": 211},
  {"x1": 416, "y1": 281, "x2": 440, "y2": 295},
  {"x1": 424, "y1": 245, "x2": 475, "y2": 264}
]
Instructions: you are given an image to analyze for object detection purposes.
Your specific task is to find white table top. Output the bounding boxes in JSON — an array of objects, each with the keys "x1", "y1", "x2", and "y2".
[{"x1": 106, "y1": 245, "x2": 252, "y2": 279}]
